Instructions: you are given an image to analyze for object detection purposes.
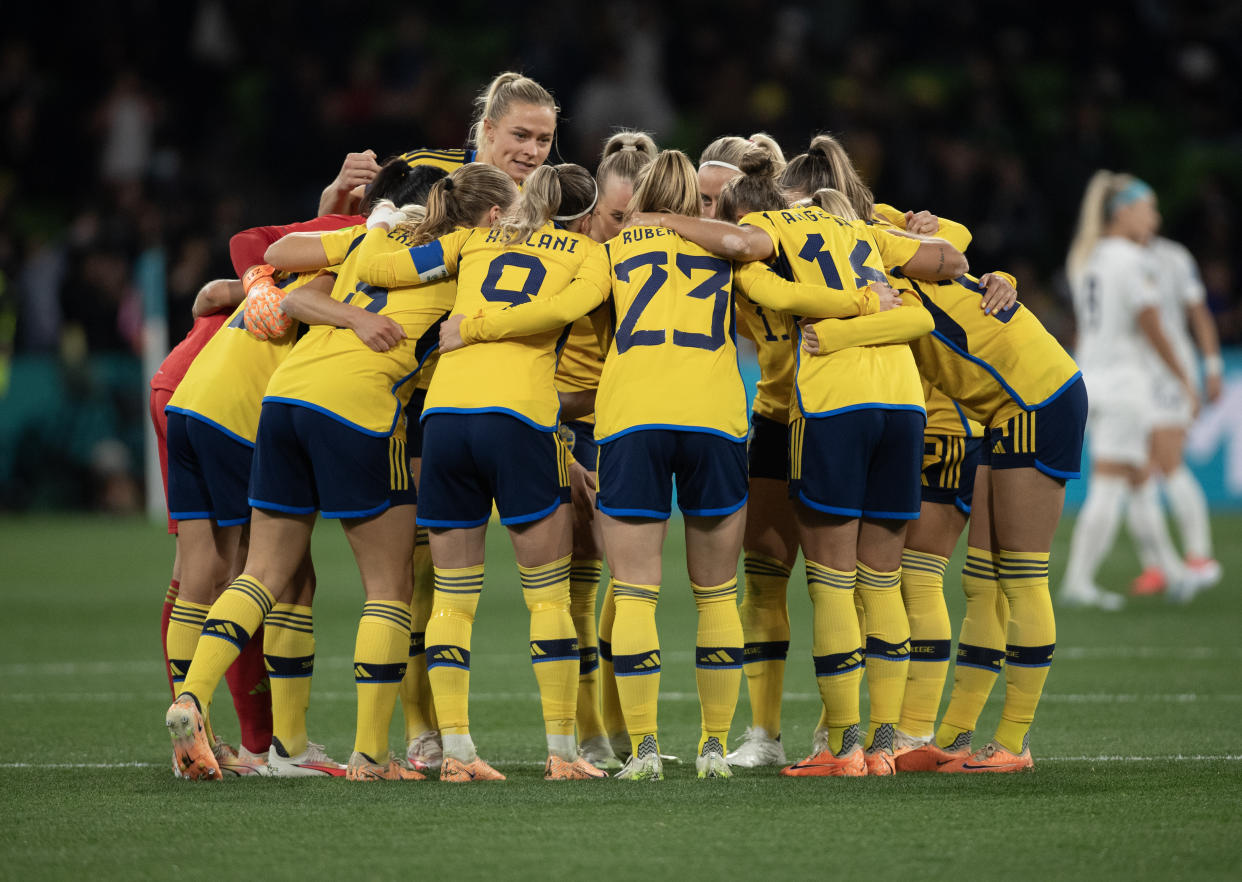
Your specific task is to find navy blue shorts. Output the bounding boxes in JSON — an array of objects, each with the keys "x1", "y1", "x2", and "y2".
[
  {"x1": 747, "y1": 412, "x2": 789, "y2": 481},
  {"x1": 562, "y1": 419, "x2": 597, "y2": 472},
  {"x1": 981, "y1": 376, "x2": 1088, "y2": 481},
  {"x1": 404, "y1": 387, "x2": 428, "y2": 458},
  {"x1": 596, "y1": 429, "x2": 748, "y2": 520},
  {"x1": 249, "y1": 402, "x2": 415, "y2": 519},
  {"x1": 921, "y1": 435, "x2": 982, "y2": 515},
  {"x1": 789, "y1": 408, "x2": 925, "y2": 520},
  {"x1": 417, "y1": 412, "x2": 570, "y2": 528},
  {"x1": 165, "y1": 411, "x2": 254, "y2": 526}
]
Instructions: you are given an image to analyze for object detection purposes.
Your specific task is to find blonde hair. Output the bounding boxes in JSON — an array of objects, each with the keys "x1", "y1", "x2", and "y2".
[
  {"x1": 698, "y1": 132, "x2": 787, "y2": 175},
  {"x1": 410, "y1": 163, "x2": 517, "y2": 246},
  {"x1": 1066, "y1": 170, "x2": 1150, "y2": 277},
  {"x1": 808, "y1": 188, "x2": 859, "y2": 221},
  {"x1": 469, "y1": 72, "x2": 559, "y2": 148},
  {"x1": 497, "y1": 163, "x2": 596, "y2": 245},
  {"x1": 780, "y1": 134, "x2": 873, "y2": 220},
  {"x1": 630, "y1": 150, "x2": 702, "y2": 218},
  {"x1": 597, "y1": 130, "x2": 658, "y2": 188},
  {"x1": 717, "y1": 147, "x2": 786, "y2": 223}
]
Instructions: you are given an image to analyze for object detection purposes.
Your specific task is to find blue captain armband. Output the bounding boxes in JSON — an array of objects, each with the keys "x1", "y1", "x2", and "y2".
[{"x1": 408, "y1": 240, "x2": 449, "y2": 282}]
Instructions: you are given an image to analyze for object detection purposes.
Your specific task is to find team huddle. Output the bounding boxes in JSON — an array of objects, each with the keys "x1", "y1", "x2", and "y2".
[{"x1": 151, "y1": 70, "x2": 1212, "y2": 784}]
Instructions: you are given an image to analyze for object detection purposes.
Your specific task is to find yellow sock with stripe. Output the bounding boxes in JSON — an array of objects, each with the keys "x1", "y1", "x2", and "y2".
[
  {"x1": 353, "y1": 600, "x2": 411, "y2": 761},
  {"x1": 739, "y1": 552, "x2": 791, "y2": 735},
  {"x1": 994, "y1": 550, "x2": 1055, "y2": 754},
  {"x1": 569, "y1": 558, "x2": 605, "y2": 741},
  {"x1": 521, "y1": 555, "x2": 578, "y2": 738},
  {"x1": 166, "y1": 599, "x2": 209, "y2": 694},
  {"x1": 180, "y1": 576, "x2": 275, "y2": 715},
  {"x1": 806, "y1": 560, "x2": 863, "y2": 755},
  {"x1": 611, "y1": 579, "x2": 662, "y2": 757},
  {"x1": 425, "y1": 565, "x2": 484, "y2": 737},
  {"x1": 399, "y1": 526, "x2": 437, "y2": 741},
  {"x1": 937, "y1": 548, "x2": 1008, "y2": 750},
  {"x1": 263, "y1": 603, "x2": 315, "y2": 758},
  {"x1": 597, "y1": 579, "x2": 627, "y2": 747},
  {"x1": 693, "y1": 578, "x2": 744, "y2": 755},
  {"x1": 898, "y1": 550, "x2": 952, "y2": 739},
  {"x1": 857, "y1": 563, "x2": 910, "y2": 750}
]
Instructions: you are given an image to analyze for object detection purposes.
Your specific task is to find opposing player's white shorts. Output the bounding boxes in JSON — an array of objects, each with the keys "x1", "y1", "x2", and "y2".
[
  {"x1": 1148, "y1": 372, "x2": 1194, "y2": 429},
  {"x1": 1083, "y1": 368, "x2": 1152, "y2": 467}
]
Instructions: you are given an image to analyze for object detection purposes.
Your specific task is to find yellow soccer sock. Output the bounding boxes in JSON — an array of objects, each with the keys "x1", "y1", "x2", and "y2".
[
  {"x1": 937, "y1": 548, "x2": 1008, "y2": 749},
  {"x1": 521, "y1": 556, "x2": 578, "y2": 737},
  {"x1": 425, "y1": 565, "x2": 484, "y2": 736},
  {"x1": 898, "y1": 550, "x2": 952, "y2": 739},
  {"x1": 181, "y1": 576, "x2": 275, "y2": 715},
  {"x1": 263, "y1": 603, "x2": 315, "y2": 758},
  {"x1": 597, "y1": 578, "x2": 627, "y2": 746},
  {"x1": 857, "y1": 563, "x2": 910, "y2": 749},
  {"x1": 994, "y1": 550, "x2": 1055, "y2": 754},
  {"x1": 693, "y1": 578, "x2": 743, "y2": 753},
  {"x1": 353, "y1": 600, "x2": 411, "y2": 761},
  {"x1": 166, "y1": 599, "x2": 209, "y2": 694},
  {"x1": 400, "y1": 526, "x2": 436, "y2": 741},
  {"x1": 612, "y1": 579, "x2": 662, "y2": 743},
  {"x1": 739, "y1": 552, "x2": 791, "y2": 735},
  {"x1": 806, "y1": 560, "x2": 863, "y2": 754},
  {"x1": 569, "y1": 558, "x2": 605, "y2": 741}
]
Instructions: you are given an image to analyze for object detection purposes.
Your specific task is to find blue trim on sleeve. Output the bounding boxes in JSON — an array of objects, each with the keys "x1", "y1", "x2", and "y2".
[{"x1": 163, "y1": 407, "x2": 256, "y2": 448}]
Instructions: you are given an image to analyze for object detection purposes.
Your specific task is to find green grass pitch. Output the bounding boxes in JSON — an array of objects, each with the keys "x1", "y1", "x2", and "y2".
[{"x1": 2, "y1": 513, "x2": 1240, "y2": 880}]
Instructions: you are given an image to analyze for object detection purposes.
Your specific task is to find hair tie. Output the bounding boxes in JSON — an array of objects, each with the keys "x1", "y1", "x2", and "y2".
[
  {"x1": 443, "y1": 178, "x2": 456, "y2": 192},
  {"x1": 699, "y1": 160, "x2": 741, "y2": 173},
  {"x1": 621, "y1": 145, "x2": 638, "y2": 152},
  {"x1": 553, "y1": 178, "x2": 599, "y2": 222}
]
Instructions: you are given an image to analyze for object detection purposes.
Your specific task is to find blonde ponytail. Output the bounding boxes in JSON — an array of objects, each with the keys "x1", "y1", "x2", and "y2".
[
  {"x1": 781, "y1": 134, "x2": 873, "y2": 220},
  {"x1": 410, "y1": 163, "x2": 517, "y2": 246},
  {"x1": 1066, "y1": 170, "x2": 1151, "y2": 278},
  {"x1": 630, "y1": 150, "x2": 701, "y2": 218}
]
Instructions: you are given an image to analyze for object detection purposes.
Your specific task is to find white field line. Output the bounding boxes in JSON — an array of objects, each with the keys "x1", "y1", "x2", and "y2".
[
  {"x1": 2, "y1": 646, "x2": 1236, "y2": 678},
  {"x1": 3, "y1": 691, "x2": 1242, "y2": 705},
  {"x1": 3, "y1": 755, "x2": 1241, "y2": 770}
]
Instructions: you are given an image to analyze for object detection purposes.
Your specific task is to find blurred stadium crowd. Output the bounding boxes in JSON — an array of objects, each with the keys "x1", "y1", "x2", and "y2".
[{"x1": 0, "y1": 0, "x2": 1238, "y2": 510}]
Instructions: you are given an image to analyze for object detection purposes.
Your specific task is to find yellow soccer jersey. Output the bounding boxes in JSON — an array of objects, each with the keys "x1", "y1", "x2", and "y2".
[
  {"x1": 734, "y1": 291, "x2": 797, "y2": 424},
  {"x1": 872, "y1": 203, "x2": 973, "y2": 254},
  {"x1": 740, "y1": 208, "x2": 929, "y2": 419},
  {"x1": 360, "y1": 221, "x2": 598, "y2": 432},
  {"x1": 262, "y1": 224, "x2": 455, "y2": 436},
  {"x1": 554, "y1": 316, "x2": 605, "y2": 425},
  {"x1": 166, "y1": 271, "x2": 318, "y2": 444},
  {"x1": 398, "y1": 147, "x2": 476, "y2": 175},
  {"x1": 922, "y1": 378, "x2": 983, "y2": 438}
]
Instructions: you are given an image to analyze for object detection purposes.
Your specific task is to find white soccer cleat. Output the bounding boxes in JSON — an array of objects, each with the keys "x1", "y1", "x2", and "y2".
[
  {"x1": 267, "y1": 737, "x2": 347, "y2": 777},
  {"x1": 1185, "y1": 556, "x2": 1222, "y2": 590},
  {"x1": 696, "y1": 737, "x2": 732, "y2": 779},
  {"x1": 578, "y1": 734, "x2": 623, "y2": 771},
  {"x1": 615, "y1": 735, "x2": 664, "y2": 781},
  {"x1": 406, "y1": 730, "x2": 443, "y2": 772},
  {"x1": 725, "y1": 726, "x2": 787, "y2": 768},
  {"x1": 1059, "y1": 582, "x2": 1124, "y2": 611}
]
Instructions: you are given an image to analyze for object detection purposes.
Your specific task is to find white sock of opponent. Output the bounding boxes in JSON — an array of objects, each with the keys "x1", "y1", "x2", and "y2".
[
  {"x1": 1126, "y1": 477, "x2": 1185, "y2": 578},
  {"x1": 1125, "y1": 478, "x2": 1163, "y2": 572},
  {"x1": 1164, "y1": 464, "x2": 1213, "y2": 560},
  {"x1": 1063, "y1": 475, "x2": 1129, "y2": 592}
]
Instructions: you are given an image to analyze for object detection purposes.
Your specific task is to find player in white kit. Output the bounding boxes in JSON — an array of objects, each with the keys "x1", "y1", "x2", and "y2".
[
  {"x1": 1125, "y1": 235, "x2": 1224, "y2": 597},
  {"x1": 1060, "y1": 172, "x2": 1199, "y2": 609}
]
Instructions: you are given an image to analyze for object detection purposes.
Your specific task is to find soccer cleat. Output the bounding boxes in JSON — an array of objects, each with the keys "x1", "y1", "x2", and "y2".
[
  {"x1": 578, "y1": 735, "x2": 623, "y2": 771},
  {"x1": 267, "y1": 737, "x2": 347, "y2": 777},
  {"x1": 1185, "y1": 556, "x2": 1222, "y2": 590},
  {"x1": 809, "y1": 727, "x2": 830, "y2": 758},
  {"x1": 616, "y1": 734, "x2": 663, "y2": 781},
  {"x1": 725, "y1": 726, "x2": 787, "y2": 768},
  {"x1": 1130, "y1": 566, "x2": 1167, "y2": 596},
  {"x1": 1059, "y1": 582, "x2": 1124, "y2": 611},
  {"x1": 544, "y1": 755, "x2": 609, "y2": 780},
  {"x1": 863, "y1": 747, "x2": 896, "y2": 776},
  {"x1": 406, "y1": 730, "x2": 443, "y2": 772},
  {"x1": 695, "y1": 737, "x2": 732, "y2": 779},
  {"x1": 779, "y1": 746, "x2": 866, "y2": 777},
  {"x1": 165, "y1": 694, "x2": 221, "y2": 781},
  {"x1": 939, "y1": 739, "x2": 1033, "y2": 773},
  {"x1": 346, "y1": 750, "x2": 426, "y2": 781},
  {"x1": 440, "y1": 756, "x2": 505, "y2": 782},
  {"x1": 897, "y1": 730, "x2": 972, "y2": 772},
  {"x1": 217, "y1": 744, "x2": 270, "y2": 777}
]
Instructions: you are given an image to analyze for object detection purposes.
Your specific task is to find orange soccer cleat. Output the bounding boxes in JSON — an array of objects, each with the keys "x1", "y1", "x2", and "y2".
[
  {"x1": 1130, "y1": 566, "x2": 1167, "y2": 596},
  {"x1": 544, "y1": 755, "x2": 609, "y2": 780},
  {"x1": 346, "y1": 751, "x2": 426, "y2": 781},
  {"x1": 938, "y1": 740, "x2": 1034, "y2": 773},
  {"x1": 440, "y1": 755, "x2": 506, "y2": 782},
  {"x1": 165, "y1": 694, "x2": 222, "y2": 781},
  {"x1": 779, "y1": 746, "x2": 866, "y2": 777}
]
